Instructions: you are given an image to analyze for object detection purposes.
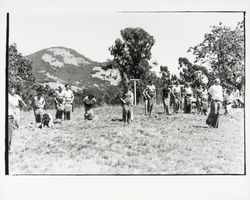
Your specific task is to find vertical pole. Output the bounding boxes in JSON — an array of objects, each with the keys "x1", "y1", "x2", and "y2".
[{"x1": 134, "y1": 80, "x2": 136, "y2": 106}]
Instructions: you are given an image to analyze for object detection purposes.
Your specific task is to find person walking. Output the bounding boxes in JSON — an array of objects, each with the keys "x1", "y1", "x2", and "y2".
[{"x1": 206, "y1": 78, "x2": 223, "y2": 128}]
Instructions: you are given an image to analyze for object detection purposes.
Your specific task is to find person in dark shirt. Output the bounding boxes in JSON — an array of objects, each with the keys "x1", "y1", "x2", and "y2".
[{"x1": 162, "y1": 82, "x2": 171, "y2": 115}]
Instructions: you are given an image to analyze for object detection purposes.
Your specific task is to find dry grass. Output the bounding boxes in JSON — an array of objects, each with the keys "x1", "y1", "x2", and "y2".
[{"x1": 9, "y1": 105, "x2": 244, "y2": 174}]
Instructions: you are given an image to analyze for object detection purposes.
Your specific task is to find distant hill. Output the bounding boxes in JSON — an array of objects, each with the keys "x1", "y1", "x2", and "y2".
[{"x1": 25, "y1": 47, "x2": 121, "y2": 91}]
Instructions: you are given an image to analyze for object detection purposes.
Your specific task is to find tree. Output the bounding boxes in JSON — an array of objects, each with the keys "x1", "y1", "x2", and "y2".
[
  {"x1": 188, "y1": 22, "x2": 244, "y2": 91},
  {"x1": 8, "y1": 43, "x2": 35, "y2": 90},
  {"x1": 104, "y1": 27, "x2": 155, "y2": 83},
  {"x1": 178, "y1": 57, "x2": 208, "y2": 87}
]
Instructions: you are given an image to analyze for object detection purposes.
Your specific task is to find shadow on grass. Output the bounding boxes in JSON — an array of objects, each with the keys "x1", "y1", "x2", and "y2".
[
  {"x1": 111, "y1": 118, "x2": 123, "y2": 122},
  {"x1": 193, "y1": 125, "x2": 209, "y2": 129}
]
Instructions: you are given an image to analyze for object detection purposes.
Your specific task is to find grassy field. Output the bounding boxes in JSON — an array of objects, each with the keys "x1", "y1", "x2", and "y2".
[{"x1": 9, "y1": 104, "x2": 245, "y2": 174}]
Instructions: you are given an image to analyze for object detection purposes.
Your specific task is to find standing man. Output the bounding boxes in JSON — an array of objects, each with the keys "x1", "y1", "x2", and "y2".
[
  {"x1": 54, "y1": 86, "x2": 65, "y2": 121},
  {"x1": 8, "y1": 88, "x2": 26, "y2": 149},
  {"x1": 206, "y1": 78, "x2": 223, "y2": 128},
  {"x1": 172, "y1": 81, "x2": 181, "y2": 113},
  {"x1": 32, "y1": 91, "x2": 45, "y2": 127},
  {"x1": 64, "y1": 84, "x2": 74, "y2": 120},
  {"x1": 145, "y1": 80, "x2": 156, "y2": 117},
  {"x1": 162, "y1": 82, "x2": 171, "y2": 115}
]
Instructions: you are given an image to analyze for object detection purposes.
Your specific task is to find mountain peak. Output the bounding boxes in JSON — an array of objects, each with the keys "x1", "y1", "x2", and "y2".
[{"x1": 25, "y1": 47, "x2": 121, "y2": 90}]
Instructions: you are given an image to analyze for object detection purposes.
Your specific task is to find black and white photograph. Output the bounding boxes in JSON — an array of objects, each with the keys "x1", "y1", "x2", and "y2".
[{"x1": 6, "y1": 11, "x2": 245, "y2": 175}]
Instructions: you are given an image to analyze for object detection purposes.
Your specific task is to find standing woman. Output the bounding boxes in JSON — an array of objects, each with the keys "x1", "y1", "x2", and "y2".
[
  {"x1": 206, "y1": 78, "x2": 223, "y2": 128},
  {"x1": 162, "y1": 82, "x2": 171, "y2": 115},
  {"x1": 32, "y1": 91, "x2": 45, "y2": 127},
  {"x1": 172, "y1": 81, "x2": 181, "y2": 113},
  {"x1": 145, "y1": 80, "x2": 156, "y2": 117},
  {"x1": 64, "y1": 84, "x2": 74, "y2": 120},
  {"x1": 8, "y1": 88, "x2": 26, "y2": 149}
]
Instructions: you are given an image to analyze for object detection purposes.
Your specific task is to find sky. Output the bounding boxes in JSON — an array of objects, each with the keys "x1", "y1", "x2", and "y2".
[{"x1": 10, "y1": 12, "x2": 244, "y2": 75}]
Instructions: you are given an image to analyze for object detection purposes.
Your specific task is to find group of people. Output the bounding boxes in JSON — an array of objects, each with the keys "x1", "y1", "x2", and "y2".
[
  {"x1": 121, "y1": 78, "x2": 244, "y2": 129},
  {"x1": 8, "y1": 78, "x2": 244, "y2": 150},
  {"x1": 8, "y1": 84, "x2": 97, "y2": 149}
]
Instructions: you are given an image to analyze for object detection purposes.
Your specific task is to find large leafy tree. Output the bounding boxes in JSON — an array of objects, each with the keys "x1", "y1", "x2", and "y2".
[
  {"x1": 8, "y1": 43, "x2": 35, "y2": 90},
  {"x1": 103, "y1": 27, "x2": 155, "y2": 102},
  {"x1": 104, "y1": 27, "x2": 155, "y2": 83},
  {"x1": 188, "y1": 22, "x2": 244, "y2": 91}
]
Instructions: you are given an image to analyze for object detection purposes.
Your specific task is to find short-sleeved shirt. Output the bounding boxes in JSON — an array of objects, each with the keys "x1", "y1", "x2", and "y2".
[
  {"x1": 146, "y1": 85, "x2": 156, "y2": 97},
  {"x1": 9, "y1": 94, "x2": 22, "y2": 122},
  {"x1": 33, "y1": 96, "x2": 45, "y2": 109},
  {"x1": 64, "y1": 89, "x2": 74, "y2": 103},
  {"x1": 208, "y1": 85, "x2": 223, "y2": 102},
  {"x1": 173, "y1": 85, "x2": 181, "y2": 94}
]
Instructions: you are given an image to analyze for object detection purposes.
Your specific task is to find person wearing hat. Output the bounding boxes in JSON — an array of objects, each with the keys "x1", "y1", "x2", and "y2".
[
  {"x1": 8, "y1": 88, "x2": 26, "y2": 149},
  {"x1": 54, "y1": 86, "x2": 65, "y2": 121},
  {"x1": 64, "y1": 84, "x2": 74, "y2": 120},
  {"x1": 206, "y1": 78, "x2": 223, "y2": 128},
  {"x1": 32, "y1": 91, "x2": 45, "y2": 127}
]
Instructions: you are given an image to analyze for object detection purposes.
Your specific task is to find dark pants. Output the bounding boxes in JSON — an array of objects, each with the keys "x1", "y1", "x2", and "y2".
[
  {"x1": 8, "y1": 115, "x2": 14, "y2": 149},
  {"x1": 184, "y1": 95, "x2": 192, "y2": 113},
  {"x1": 206, "y1": 100, "x2": 221, "y2": 128},
  {"x1": 64, "y1": 111, "x2": 71, "y2": 120},
  {"x1": 147, "y1": 97, "x2": 154, "y2": 116},
  {"x1": 122, "y1": 104, "x2": 132, "y2": 123}
]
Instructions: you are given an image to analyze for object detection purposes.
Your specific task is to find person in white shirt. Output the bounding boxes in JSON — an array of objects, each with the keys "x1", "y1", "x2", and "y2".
[
  {"x1": 145, "y1": 80, "x2": 156, "y2": 117},
  {"x1": 64, "y1": 84, "x2": 74, "y2": 120},
  {"x1": 206, "y1": 78, "x2": 223, "y2": 128},
  {"x1": 8, "y1": 88, "x2": 26, "y2": 149},
  {"x1": 83, "y1": 95, "x2": 97, "y2": 120},
  {"x1": 32, "y1": 91, "x2": 45, "y2": 127}
]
